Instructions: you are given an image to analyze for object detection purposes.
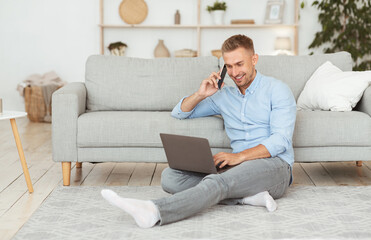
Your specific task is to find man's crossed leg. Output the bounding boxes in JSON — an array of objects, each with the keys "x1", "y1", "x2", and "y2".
[{"x1": 101, "y1": 157, "x2": 291, "y2": 228}]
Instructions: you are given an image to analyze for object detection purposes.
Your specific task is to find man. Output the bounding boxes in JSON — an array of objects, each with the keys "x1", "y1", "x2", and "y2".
[{"x1": 101, "y1": 34, "x2": 297, "y2": 228}]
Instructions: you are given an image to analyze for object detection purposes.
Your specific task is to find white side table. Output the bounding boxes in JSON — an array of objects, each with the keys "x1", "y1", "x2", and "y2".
[{"x1": 0, "y1": 111, "x2": 33, "y2": 193}]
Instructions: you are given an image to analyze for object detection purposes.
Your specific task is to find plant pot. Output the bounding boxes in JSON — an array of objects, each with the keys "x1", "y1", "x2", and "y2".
[{"x1": 211, "y1": 10, "x2": 225, "y2": 25}]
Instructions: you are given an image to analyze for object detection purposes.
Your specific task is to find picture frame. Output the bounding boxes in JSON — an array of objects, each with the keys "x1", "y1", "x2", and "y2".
[{"x1": 264, "y1": 0, "x2": 285, "y2": 24}]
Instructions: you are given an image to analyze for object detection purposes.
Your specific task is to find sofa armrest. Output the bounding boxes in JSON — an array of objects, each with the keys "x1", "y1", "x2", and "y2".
[
  {"x1": 52, "y1": 82, "x2": 87, "y2": 163},
  {"x1": 355, "y1": 86, "x2": 371, "y2": 116}
]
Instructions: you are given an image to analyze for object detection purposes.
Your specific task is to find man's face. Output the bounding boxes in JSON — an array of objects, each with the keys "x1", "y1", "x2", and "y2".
[{"x1": 223, "y1": 47, "x2": 258, "y2": 93}]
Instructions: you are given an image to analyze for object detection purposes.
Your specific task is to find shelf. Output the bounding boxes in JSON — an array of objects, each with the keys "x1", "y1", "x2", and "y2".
[
  {"x1": 99, "y1": 24, "x2": 198, "y2": 29},
  {"x1": 199, "y1": 24, "x2": 298, "y2": 29},
  {"x1": 99, "y1": 0, "x2": 300, "y2": 56},
  {"x1": 99, "y1": 24, "x2": 299, "y2": 29}
]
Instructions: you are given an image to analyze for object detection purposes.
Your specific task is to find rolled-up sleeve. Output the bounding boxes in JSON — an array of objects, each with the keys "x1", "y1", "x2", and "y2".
[
  {"x1": 261, "y1": 83, "x2": 296, "y2": 157},
  {"x1": 171, "y1": 96, "x2": 220, "y2": 119}
]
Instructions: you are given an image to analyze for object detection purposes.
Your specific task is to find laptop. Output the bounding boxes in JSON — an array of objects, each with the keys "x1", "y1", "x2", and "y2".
[{"x1": 159, "y1": 133, "x2": 233, "y2": 174}]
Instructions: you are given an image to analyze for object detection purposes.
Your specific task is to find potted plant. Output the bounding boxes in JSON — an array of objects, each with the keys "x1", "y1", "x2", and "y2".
[
  {"x1": 206, "y1": 1, "x2": 227, "y2": 25},
  {"x1": 305, "y1": 0, "x2": 371, "y2": 70}
]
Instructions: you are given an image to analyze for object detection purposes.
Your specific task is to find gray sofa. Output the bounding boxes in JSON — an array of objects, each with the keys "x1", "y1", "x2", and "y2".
[{"x1": 52, "y1": 52, "x2": 371, "y2": 186}]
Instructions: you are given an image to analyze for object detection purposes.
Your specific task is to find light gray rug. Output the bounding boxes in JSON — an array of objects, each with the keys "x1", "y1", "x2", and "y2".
[{"x1": 13, "y1": 186, "x2": 371, "y2": 240}]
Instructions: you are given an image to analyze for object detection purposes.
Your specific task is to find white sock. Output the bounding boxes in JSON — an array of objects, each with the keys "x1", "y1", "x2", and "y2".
[
  {"x1": 101, "y1": 189, "x2": 160, "y2": 228},
  {"x1": 241, "y1": 191, "x2": 277, "y2": 212}
]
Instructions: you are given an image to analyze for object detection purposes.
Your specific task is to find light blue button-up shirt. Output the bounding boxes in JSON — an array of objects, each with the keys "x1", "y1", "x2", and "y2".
[{"x1": 171, "y1": 71, "x2": 297, "y2": 166}]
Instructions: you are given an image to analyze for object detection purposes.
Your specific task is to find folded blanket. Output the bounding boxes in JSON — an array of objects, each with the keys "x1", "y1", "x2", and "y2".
[
  {"x1": 17, "y1": 71, "x2": 67, "y2": 122},
  {"x1": 17, "y1": 71, "x2": 66, "y2": 96}
]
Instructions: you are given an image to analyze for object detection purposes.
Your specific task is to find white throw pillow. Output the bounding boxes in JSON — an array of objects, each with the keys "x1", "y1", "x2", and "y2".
[{"x1": 297, "y1": 61, "x2": 371, "y2": 111}]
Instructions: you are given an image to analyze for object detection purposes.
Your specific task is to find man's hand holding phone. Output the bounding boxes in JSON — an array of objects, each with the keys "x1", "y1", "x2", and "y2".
[
  {"x1": 181, "y1": 65, "x2": 226, "y2": 112},
  {"x1": 196, "y1": 65, "x2": 226, "y2": 99}
]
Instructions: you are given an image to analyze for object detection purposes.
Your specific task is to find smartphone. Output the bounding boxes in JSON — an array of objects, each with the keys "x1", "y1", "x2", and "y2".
[{"x1": 218, "y1": 65, "x2": 227, "y2": 89}]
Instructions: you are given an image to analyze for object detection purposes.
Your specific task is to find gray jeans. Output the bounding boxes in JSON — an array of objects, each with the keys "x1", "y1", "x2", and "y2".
[{"x1": 152, "y1": 157, "x2": 292, "y2": 225}]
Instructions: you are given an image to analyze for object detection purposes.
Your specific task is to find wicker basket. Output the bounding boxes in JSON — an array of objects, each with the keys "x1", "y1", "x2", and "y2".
[{"x1": 24, "y1": 86, "x2": 57, "y2": 122}]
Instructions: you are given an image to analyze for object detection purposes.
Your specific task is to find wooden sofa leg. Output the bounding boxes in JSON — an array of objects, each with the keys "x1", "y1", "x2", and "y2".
[
  {"x1": 62, "y1": 162, "x2": 71, "y2": 186},
  {"x1": 356, "y1": 161, "x2": 363, "y2": 167},
  {"x1": 76, "y1": 162, "x2": 82, "y2": 168}
]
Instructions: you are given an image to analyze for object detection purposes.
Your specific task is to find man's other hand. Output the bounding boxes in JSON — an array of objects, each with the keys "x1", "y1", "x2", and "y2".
[{"x1": 213, "y1": 152, "x2": 244, "y2": 168}]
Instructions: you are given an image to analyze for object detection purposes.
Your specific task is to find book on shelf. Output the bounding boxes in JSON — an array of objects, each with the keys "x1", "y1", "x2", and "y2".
[{"x1": 230, "y1": 19, "x2": 255, "y2": 24}]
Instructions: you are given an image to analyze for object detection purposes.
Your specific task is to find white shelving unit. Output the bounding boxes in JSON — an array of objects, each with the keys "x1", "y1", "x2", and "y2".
[{"x1": 99, "y1": 0, "x2": 299, "y2": 56}]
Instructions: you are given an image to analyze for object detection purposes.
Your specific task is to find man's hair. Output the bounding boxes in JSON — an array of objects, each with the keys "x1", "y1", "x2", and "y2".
[{"x1": 221, "y1": 34, "x2": 255, "y2": 54}]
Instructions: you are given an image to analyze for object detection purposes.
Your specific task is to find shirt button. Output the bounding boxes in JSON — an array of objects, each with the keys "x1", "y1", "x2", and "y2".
[{"x1": 245, "y1": 132, "x2": 249, "y2": 139}]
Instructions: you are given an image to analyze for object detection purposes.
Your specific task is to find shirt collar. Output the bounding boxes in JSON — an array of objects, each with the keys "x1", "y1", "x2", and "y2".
[{"x1": 235, "y1": 71, "x2": 262, "y2": 96}]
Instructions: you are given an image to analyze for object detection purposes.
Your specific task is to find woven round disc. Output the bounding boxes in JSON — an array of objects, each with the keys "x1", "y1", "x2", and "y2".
[{"x1": 119, "y1": 0, "x2": 148, "y2": 24}]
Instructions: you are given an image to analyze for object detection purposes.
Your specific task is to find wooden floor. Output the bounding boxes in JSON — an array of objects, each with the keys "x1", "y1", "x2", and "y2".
[{"x1": 1, "y1": 118, "x2": 371, "y2": 239}]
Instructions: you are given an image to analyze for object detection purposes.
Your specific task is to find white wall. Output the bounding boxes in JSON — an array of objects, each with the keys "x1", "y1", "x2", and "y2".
[{"x1": 0, "y1": 0, "x2": 322, "y2": 111}]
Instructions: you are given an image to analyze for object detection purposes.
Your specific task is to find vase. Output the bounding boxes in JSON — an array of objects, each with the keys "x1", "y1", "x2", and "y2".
[
  {"x1": 154, "y1": 39, "x2": 170, "y2": 58},
  {"x1": 174, "y1": 10, "x2": 180, "y2": 25},
  {"x1": 211, "y1": 10, "x2": 225, "y2": 25}
]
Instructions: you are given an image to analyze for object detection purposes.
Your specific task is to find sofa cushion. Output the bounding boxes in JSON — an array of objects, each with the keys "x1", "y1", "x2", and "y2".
[
  {"x1": 77, "y1": 111, "x2": 230, "y2": 148},
  {"x1": 219, "y1": 52, "x2": 353, "y2": 100},
  {"x1": 293, "y1": 110, "x2": 371, "y2": 147},
  {"x1": 297, "y1": 61, "x2": 371, "y2": 111},
  {"x1": 85, "y1": 56, "x2": 219, "y2": 111}
]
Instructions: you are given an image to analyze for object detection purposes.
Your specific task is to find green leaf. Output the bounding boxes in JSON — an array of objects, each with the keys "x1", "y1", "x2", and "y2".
[
  {"x1": 312, "y1": 1, "x2": 319, "y2": 6},
  {"x1": 307, "y1": 0, "x2": 371, "y2": 70},
  {"x1": 206, "y1": 1, "x2": 227, "y2": 12}
]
